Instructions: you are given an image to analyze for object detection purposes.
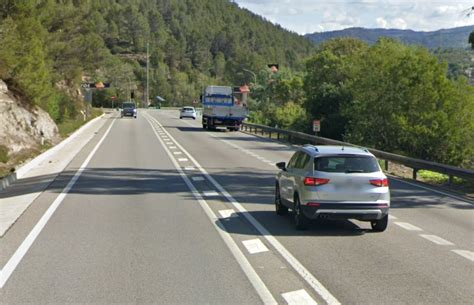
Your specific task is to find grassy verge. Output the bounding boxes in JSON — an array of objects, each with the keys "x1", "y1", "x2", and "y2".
[{"x1": 57, "y1": 108, "x2": 103, "y2": 137}]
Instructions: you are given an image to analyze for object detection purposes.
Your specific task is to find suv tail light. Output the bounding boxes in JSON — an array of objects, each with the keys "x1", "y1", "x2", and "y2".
[
  {"x1": 370, "y1": 178, "x2": 389, "y2": 187},
  {"x1": 304, "y1": 177, "x2": 330, "y2": 186}
]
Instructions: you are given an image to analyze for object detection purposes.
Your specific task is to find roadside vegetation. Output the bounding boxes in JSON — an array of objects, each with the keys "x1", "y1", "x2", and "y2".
[
  {"x1": 0, "y1": 1, "x2": 472, "y2": 174},
  {"x1": 249, "y1": 38, "x2": 474, "y2": 169}
]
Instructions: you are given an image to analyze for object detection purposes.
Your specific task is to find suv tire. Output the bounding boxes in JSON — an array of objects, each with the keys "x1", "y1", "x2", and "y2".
[
  {"x1": 371, "y1": 215, "x2": 388, "y2": 232},
  {"x1": 275, "y1": 184, "x2": 288, "y2": 216},
  {"x1": 294, "y1": 195, "x2": 308, "y2": 230}
]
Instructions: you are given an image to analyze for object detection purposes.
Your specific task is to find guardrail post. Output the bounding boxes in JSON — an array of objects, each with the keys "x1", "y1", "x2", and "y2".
[
  {"x1": 269, "y1": 132, "x2": 272, "y2": 139},
  {"x1": 385, "y1": 160, "x2": 389, "y2": 171},
  {"x1": 277, "y1": 132, "x2": 280, "y2": 140},
  {"x1": 448, "y1": 175, "x2": 453, "y2": 186},
  {"x1": 413, "y1": 168, "x2": 418, "y2": 180}
]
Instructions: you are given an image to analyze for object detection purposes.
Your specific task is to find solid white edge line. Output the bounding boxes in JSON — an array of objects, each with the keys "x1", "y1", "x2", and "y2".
[
  {"x1": 147, "y1": 113, "x2": 340, "y2": 305},
  {"x1": 0, "y1": 118, "x2": 116, "y2": 288},
  {"x1": 144, "y1": 113, "x2": 277, "y2": 305},
  {"x1": 15, "y1": 114, "x2": 106, "y2": 179}
]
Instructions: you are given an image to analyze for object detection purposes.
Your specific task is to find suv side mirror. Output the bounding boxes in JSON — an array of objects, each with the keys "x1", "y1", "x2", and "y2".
[{"x1": 276, "y1": 162, "x2": 286, "y2": 171}]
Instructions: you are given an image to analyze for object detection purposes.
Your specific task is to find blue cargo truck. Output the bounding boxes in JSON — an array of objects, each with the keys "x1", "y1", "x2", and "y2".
[{"x1": 201, "y1": 85, "x2": 249, "y2": 131}]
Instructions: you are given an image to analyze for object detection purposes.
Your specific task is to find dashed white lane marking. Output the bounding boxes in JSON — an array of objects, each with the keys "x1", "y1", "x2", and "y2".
[
  {"x1": 282, "y1": 289, "x2": 318, "y2": 305},
  {"x1": 144, "y1": 114, "x2": 277, "y2": 305},
  {"x1": 146, "y1": 113, "x2": 340, "y2": 305},
  {"x1": 202, "y1": 191, "x2": 219, "y2": 197},
  {"x1": 173, "y1": 151, "x2": 182, "y2": 155},
  {"x1": 451, "y1": 250, "x2": 474, "y2": 262},
  {"x1": 165, "y1": 142, "x2": 173, "y2": 145},
  {"x1": 388, "y1": 215, "x2": 398, "y2": 220},
  {"x1": 169, "y1": 146, "x2": 177, "y2": 149},
  {"x1": 394, "y1": 222, "x2": 423, "y2": 231},
  {"x1": 184, "y1": 166, "x2": 195, "y2": 170},
  {"x1": 178, "y1": 158, "x2": 189, "y2": 162},
  {"x1": 0, "y1": 119, "x2": 117, "y2": 288},
  {"x1": 420, "y1": 234, "x2": 454, "y2": 246},
  {"x1": 219, "y1": 209, "x2": 238, "y2": 219},
  {"x1": 242, "y1": 239, "x2": 269, "y2": 254},
  {"x1": 192, "y1": 176, "x2": 205, "y2": 181}
]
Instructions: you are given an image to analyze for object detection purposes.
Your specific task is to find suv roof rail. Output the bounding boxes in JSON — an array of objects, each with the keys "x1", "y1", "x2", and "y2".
[{"x1": 303, "y1": 144, "x2": 318, "y2": 152}]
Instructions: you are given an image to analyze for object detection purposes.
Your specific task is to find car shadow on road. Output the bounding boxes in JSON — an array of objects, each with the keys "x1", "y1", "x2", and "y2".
[{"x1": 216, "y1": 210, "x2": 371, "y2": 237}]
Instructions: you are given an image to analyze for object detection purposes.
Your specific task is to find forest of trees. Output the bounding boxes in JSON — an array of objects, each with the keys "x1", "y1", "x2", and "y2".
[
  {"x1": 0, "y1": 0, "x2": 472, "y2": 168},
  {"x1": 0, "y1": 0, "x2": 314, "y2": 117}
]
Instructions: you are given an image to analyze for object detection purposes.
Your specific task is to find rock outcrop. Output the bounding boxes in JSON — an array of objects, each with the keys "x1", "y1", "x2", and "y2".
[{"x1": 0, "y1": 80, "x2": 59, "y2": 160}]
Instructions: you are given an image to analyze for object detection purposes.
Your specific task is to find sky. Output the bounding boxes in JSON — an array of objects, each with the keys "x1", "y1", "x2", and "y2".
[{"x1": 233, "y1": 0, "x2": 474, "y2": 34}]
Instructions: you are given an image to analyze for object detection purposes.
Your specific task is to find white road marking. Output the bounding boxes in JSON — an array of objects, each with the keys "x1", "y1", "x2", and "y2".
[
  {"x1": 0, "y1": 119, "x2": 117, "y2": 288},
  {"x1": 202, "y1": 191, "x2": 219, "y2": 197},
  {"x1": 146, "y1": 114, "x2": 340, "y2": 305},
  {"x1": 144, "y1": 114, "x2": 277, "y2": 305},
  {"x1": 178, "y1": 158, "x2": 189, "y2": 162},
  {"x1": 173, "y1": 151, "x2": 182, "y2": 155},
  {"x1": 219, "y1": 209, "x2": 238, "y2": 219},
  {"x1": 419, "y1": 234, "x2": 454, "y2": 246},
  {"x1": 192, "y1": 176, "x2": 205, "y2": 181},
  {"x1": 394, "y1": 222, "x2": 423, "y2": 231},
  {"x1": 388, "y1": 215, "x2": 398, "y2": 220},
  {"x1": 242, "y1": 239, "x2": 269, "y2": 254},
  {"x1": 165, "y1": 142, "x2": 173, "y2": 145},
  {"x1": 282, "y1": 289, "x2": 318, "y2": 305},
  {"x1": 169, "y1": 146, "x2": 177, "y2": 149},
  {"x1": 451, "y1": 250, "x2": 474, "y2": 262},
  {"x1": 184, "y1": 166, "x2": 195, "y2": 171}
]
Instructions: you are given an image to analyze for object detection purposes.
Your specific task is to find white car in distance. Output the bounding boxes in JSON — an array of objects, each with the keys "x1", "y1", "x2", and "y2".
[{"x1": 180, "y1": 106, "x2": 197, "y2": 120}]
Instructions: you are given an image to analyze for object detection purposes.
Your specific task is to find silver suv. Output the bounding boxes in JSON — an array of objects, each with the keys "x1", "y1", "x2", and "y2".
[{"x1": 275, "y1": 145, "x2": 390, "y2": 231}]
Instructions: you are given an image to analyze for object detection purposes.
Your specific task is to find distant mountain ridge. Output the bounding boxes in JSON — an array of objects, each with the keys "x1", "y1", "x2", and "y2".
[{"x1": 305, "y1": 26, "x2": 474, "y2": 49}]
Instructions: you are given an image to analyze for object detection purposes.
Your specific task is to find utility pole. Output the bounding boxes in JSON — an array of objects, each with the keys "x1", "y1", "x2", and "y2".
[{"x1": 146, "y1": 42, "x2": 149, "y2": 109}]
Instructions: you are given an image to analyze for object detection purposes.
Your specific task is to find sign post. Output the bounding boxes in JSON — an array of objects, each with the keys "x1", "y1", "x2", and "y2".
[{"x1": 313, "y1": 120, "x2": 321, "y2": 136}]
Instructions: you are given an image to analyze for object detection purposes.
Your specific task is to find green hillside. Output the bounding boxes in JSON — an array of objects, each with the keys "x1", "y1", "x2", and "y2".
[{"x1": 0, "y1": 0, "x2": 315, "y2": 117}]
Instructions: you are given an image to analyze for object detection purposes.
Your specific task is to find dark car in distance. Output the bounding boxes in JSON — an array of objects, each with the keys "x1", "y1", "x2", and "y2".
[{"x1": 121, "y1": 102, "x2": 137, "y2": 118}]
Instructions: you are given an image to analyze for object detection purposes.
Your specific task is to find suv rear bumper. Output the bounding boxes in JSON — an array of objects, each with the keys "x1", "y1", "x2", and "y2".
[{"x1": 301, "y1": 202, "x2": 389, "y2": 221}]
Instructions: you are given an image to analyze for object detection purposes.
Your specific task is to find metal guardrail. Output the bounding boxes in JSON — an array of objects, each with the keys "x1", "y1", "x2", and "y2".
[{"x1": 241, "y1": 122, "x2": 474, "y2": 184}]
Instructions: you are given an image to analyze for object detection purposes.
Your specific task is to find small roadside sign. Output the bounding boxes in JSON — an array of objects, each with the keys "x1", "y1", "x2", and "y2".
[{"x1": 313, "y1": 120, "x2": 321, "y2": 132}]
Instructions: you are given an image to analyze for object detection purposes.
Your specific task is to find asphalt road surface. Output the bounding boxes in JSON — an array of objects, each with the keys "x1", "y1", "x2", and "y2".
[{"x1": 1, "y1": 109, "x2": 472, "y2": 304}]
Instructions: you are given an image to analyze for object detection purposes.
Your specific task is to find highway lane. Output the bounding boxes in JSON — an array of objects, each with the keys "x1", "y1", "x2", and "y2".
[
  {"x1": 1, "y1": 108, "x2": 472, "y2": 304},
  {"x1": 152, "y1": 109, "x2": 474, "y2": 304},
  {"x1": 0, "y1": 112, "x2": 264, "y2": 304}
]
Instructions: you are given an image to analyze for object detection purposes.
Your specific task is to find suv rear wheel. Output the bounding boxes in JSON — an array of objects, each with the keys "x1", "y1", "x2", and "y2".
[
  {"x1": 371, "y1": 215, "x2": 388, "y2": 232},
  {"x1": 294, "y1": 195, "x2": 308, "y2": 230},
  {"x1": 275, "y1": 184, "x2": 288, "y2": 216}
]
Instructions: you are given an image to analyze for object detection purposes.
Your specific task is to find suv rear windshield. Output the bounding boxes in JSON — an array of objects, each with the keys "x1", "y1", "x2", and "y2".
[
  {"x1": 122, "y1": 103, "x2": 136, "y2": 109},
  {"x1": 314, "y1": 156, "x2": 380, "y2": 173}
]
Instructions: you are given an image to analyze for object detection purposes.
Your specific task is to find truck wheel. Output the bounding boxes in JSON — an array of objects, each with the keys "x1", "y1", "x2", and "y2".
[{"x1": 203, "y1": 124, "x2": 207, "y2": 129}]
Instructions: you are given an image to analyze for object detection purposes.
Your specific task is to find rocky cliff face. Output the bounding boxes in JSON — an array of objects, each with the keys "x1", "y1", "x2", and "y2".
[{"x1": 0, "y1": 80, "x2": 59, "y2": 162}]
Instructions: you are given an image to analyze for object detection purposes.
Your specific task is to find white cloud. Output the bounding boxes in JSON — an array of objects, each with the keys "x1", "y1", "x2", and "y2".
[
  {"x1": 392, "y1": 18, "x2": 407, "y2": 29},
  {"x1": 376, "y1": 17, "x2": 388, "y2": 28},
  {"x1": 235, "y1": 0, "x2": 474, "y2": 34}
]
